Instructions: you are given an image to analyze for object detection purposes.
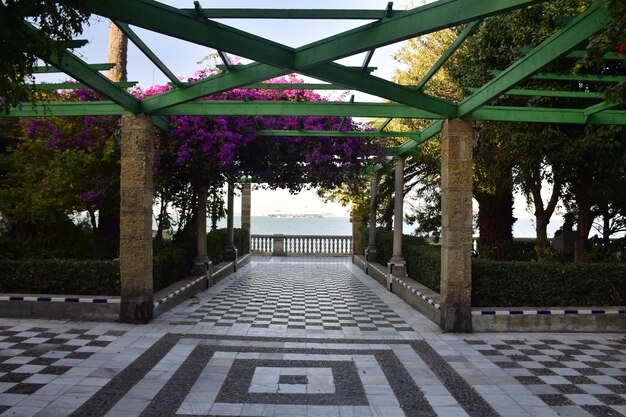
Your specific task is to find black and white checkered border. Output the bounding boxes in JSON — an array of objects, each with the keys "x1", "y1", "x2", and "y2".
[
  {"x1": 0, "y1": 295, "x2": 120, "y2": 304},
  {"x1": 472, "y1": 308, "x2": 626, "y2": 316},
  {"x1": 154, "y1": 275, "x2": 205, "y2": 306},
  {"x1": 391, "y1": 275, "x2": 441, "y2": 310}
]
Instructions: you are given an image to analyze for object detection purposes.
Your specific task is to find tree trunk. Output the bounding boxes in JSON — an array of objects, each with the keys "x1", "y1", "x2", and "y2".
[
  {"x1": 107, "y1": 22, "x2": 128, "y2": 82},
  {"x1": 575, "y1": 198, "x2": 594, "y2": 262},
  {"x1": 602, "y1": 212, "x2": 611, "y2": 246},
  {"x1": 530, "y1": 177, "x2": 561, "y2": 261},
  {"x1": 87, "y1": 208, "x2": 99, "y2": 260},
  {"x1": 475, "y1": 185, "x2": 515, "y2": 260}
]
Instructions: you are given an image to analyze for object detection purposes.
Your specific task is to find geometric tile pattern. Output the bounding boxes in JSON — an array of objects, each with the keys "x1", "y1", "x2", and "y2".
[
  {"x1": 467, "y1": 337, "x2": 626, "y2": 417},
  {"x1": 0, "y1": 259, "x2": 624, "y2": 417},
  {"x1": 162, "y1": 264, "x2": 415, "y2": 333}
]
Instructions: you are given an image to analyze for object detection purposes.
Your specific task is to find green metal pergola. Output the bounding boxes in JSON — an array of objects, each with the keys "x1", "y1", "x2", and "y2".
[
  {"x1": 3, "y1": 0, "x2": 624, "y2": 148},
  {"x1": 2, "y1": 0, "x2": 625, "y2": 329}
]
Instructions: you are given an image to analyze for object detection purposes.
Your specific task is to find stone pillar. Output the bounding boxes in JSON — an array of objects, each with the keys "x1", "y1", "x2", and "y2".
[
  {"x1": 273, "y1": 234, "x2": 285, "y2": 256},
  {"x1": 241, "y1": 183, "x2": 251, "y2": 247},
  {"x1": 351, "y1": 206, "x2": 364, "y2": 255},
  {"x1": 388, "y1": 157, "x2": 406, "y2": 284},
  {"x1": 193, "y1": 185, "x2": 210, "y2": 274},
  {"x1": 119, "y1": 115, "x2": 154, "y2": 324},
  {"x1": 223, "y1": 181, "x2": 238, "y2": 262},
  {"x1": 365, "y1": 172, "x2": 379, "y2": 262},
  {"x1": 440, "y1": 118, "x2": 473, "y2": 333}
]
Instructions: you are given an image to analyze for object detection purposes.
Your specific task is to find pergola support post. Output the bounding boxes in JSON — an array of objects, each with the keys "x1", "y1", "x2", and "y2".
[
  {"x1": 223, "y1": 181, "x2": 238, "y2": 263},
  {"x1": 119, "y1": 115, "x2": 154, "y2": 324},
  {"x1": 241, "y1": 183, "x2": 252, "y2": 245},
  {"x1": 440, "y1": 118, "x2": 473, "y2": 332},
  {"x1": 365, "y1": 172, "x2": 379, "y2": 263},
  {"x1": 193, "y1": 185, "x2": 210, "y2": 274},
  {"x1": 388, "y1": 157, "x2": 406, "y2": 289}
]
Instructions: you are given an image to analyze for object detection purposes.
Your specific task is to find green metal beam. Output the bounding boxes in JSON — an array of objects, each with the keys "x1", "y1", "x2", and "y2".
[
  {"x1": 583, "y1": 101, "x2": 619, "y2": 119},
  {"x1": 472, "y1": 106, "x2": 626, "y2": 125},
  {"x1": 30, "y1": 81, "x2": 138, "y2": 90},
  {"x1": 1, "y1": 102, "x2": 129, "y2": 117},
  {"x1": 151, "y1": 100, "x2": 445, "y2": 118},
  {"x1": 180, "y1": 8, "x2": 406, "y2": 19},
  {"x1": 215, "y1": 65, "x2": 378, "y2": 73},
  {"x1": 488, "y1": 70, "x2": 626, "y2": 83},
  {"x1": 458, "y1": 1, "x2": 608, "y2": 117},
  {"x1": 397, "y1": 120, "x2": 444, "y2": 156},
  {"x1": 114, "y1": 21, "x2": 182, "y2": 87},
  {"x1": 89, "y1": 0, "x2": 296, "y2": 69},
  {"x1": 415, "y1": 20, "x2": 479, "y2": 91},
  {"x1": 140, "y1": 63, "x2": 288, "y2": 112},
  {"x1": 293, "y1": 0, "x2": 542, "y2": 69},
  {"x1": 304, "y1": 63, "x2": 457, "y2": 117},
  {"x1": 464, "y1": 87, "x2": 605, "y2": 99},
  {"x1": 517, "y1": 48, "x2": 623, "y2": 61},
  {"x1": 57, "y1": 39, "x2": 89, "y2": 48},
  {"x1": 257, "y1": 130, "x2": 420, "y2": 139},
  {"x1": 24, "y1": 23, "x2": 141, "y2": 113},
  {"x1": 32, "y1": 63, "x2": 115, "y2": 73}
]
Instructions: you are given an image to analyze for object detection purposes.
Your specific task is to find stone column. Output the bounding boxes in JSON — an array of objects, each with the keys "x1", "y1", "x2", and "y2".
[
  {"x1": 351, "y1": 206, "x2": 364, "y2": 255},
  {"x1": 223, "y1": 181, "x2": 238, "y2": 262},
  {"x1": 440, "y1": 118, "x2": 473, "y2": 333},
  {"x1": 365, "y1": 172, "x2": 379, "y2": 262},
  {"x1": 388, "y1": 157, "x2": 406, "y2": 283},
  {"x1": 119, "y1": 115, "x2": 154, "y2": 324},
  {"x1": 241, "y1": 183, "x2": 251, "y2": 246},
  {"x1": 193, "y1": 185, "x2": 210, "y2": 274}
]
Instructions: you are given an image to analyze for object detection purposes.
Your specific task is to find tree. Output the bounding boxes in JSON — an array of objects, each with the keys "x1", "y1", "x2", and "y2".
[{"x1": 0, "y1": 0, "x2": 90, "y2": 113}]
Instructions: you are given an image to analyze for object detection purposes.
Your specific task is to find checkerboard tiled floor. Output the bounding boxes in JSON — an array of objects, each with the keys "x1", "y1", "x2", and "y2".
[{"x1": 0, "y1": 258, "x2": 623, "y2": 417}]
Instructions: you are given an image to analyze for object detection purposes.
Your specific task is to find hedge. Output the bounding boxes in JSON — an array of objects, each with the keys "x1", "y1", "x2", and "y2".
[
  {"x1": 207, "y1": 228, "x2": 250, "y2": 264},
  {"x1": 472, "y1": 260, "x2": 626, "y2": 307},
  {"x1": 153, "y1": 240, "x2": 195, "y2": 292},
  {"x1": 366, "y1": 227, "x2": 626, "y2": 307},
  {"x1": 0, "y1": 259, "x2": 120, "y2": 295}
]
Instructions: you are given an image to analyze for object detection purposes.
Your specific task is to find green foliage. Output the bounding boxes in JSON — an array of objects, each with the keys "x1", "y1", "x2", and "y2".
[
  {"x1": 153, "y1": 240, "x2": 195, "y2": 292},
  {"x1": 405, "y1": 244, "x2": 441, "y2": 293},
  {"x1": 206, "y1": 228, "x2": 250, "y2": 264},
  {"x1": 0, "y1": 215, "x2": 92, "y2": 259},
  {"x1": 472, "y1": 260, "x2": 626, "y2": 307},
  {"x1": 0, "y1": 0, "x2": 90, "y2": 113},
  {"x1": 0, "y1": 259, "x2": 119, "y2": 295}
]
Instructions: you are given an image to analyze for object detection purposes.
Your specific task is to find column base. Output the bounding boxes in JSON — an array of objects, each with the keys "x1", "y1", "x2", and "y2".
[
  {"x1": 365, "y1": 247, "x2": 377, "y2": 263},
  {"x1": 224, "y1": 247, "x2": 238, "y2": 262},
  {"x1": 440, "y1": 303, "x2": 472, "y2": 333},
  {"x1": 387, "y1": 260, "x2": 406, "y2": 292},
  {"x1": 120, "y1": 295, "x2": 153, "y2": 324},
  {"x1": 192, "y1": 258, "x2": 210, "y2": 275}
]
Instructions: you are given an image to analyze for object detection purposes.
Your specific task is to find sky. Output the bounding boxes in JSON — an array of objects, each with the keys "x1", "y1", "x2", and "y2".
[{"x1": 34, "y1": 0, "x2": 559, "y2": 222}]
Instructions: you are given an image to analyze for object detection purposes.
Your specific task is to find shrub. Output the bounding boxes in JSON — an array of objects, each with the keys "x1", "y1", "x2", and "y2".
[
  {"x1": 405, "y1": 244, "x2": 441, "y2": 292},
  {"x1": 472, "y1": 260, "x2": 626, "y2": 307},
  {"x1": 0, "y1": 259, "x2": 119, "y2": 295},
  {"x1": 153, "y1": 240, "x2": 195, "y2": 292},
  {"x1": 207, "y1": 228, "x2": 250, "y2": 264}
]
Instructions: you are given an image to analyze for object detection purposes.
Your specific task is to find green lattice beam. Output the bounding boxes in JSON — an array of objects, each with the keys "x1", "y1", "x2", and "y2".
[
  {"x1": 465, "y1": 87, "x2": 605, "y2": 99},
  {"x1": 488, "y1": 70, "x2": 626, "y2": 83},
  {"x1": 30, "y1": 81, "x2": 138, "y2": 90},
  {"x1": 396, "y1": 120, "x2": 444, "y2": 156},
  {"x1": 257, "y1": 130, "x2": 420, "y2": 139},
  {"x1": 517, "y1": 48, "x2": 623, "y2": 61},
  {"x1": 472, "y1": 106, "x2": 626, "y2": 125},
  {"x1": 458, "y1": 1, "x2": 608, "y2": 117},
  {"x1": 32, "y1": 63, "x2": 115, "y2": 73},
  {"x1": 114, "y1": 21, "x2": 182, "y2": 87}
]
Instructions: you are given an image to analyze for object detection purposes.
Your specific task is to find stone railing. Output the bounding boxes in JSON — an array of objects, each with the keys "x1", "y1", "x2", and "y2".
[{"x1": 251, "y1": 234, "x2": 352, "y2": 256}]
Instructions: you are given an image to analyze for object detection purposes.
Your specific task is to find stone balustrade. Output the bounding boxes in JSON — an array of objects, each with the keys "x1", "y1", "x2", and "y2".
[{"x1": 251, "y1": 234, "x2": 352, "y2": 256}]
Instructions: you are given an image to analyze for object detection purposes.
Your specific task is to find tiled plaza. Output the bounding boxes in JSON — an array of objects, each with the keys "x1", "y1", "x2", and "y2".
[{"x1": 0, "y1": 258, "x2": 624, "y2": 417}]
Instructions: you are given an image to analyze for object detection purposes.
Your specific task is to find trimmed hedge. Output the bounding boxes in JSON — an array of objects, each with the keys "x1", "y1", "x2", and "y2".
[
  {"x1": 207, "y1": 228, "x2": 250, "y2": 264},
  {"x1": 366, "y1": 227, "x2": 626, "y2": 307},
  {"x1": 472, "y1": 260, "x2": 626, "y2": 307},
  {"x1": 153, "y1": 241, "x2": 195, "y2": 292},
  {"x1": 0, "y1": 259, "x2": 120, "y2": 295}
]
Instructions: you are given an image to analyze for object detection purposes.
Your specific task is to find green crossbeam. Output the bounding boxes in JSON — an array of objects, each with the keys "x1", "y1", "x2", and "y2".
[
  {"x1": 472, "y1": 106, "x2": 626, "y2": 125},
  {"x1": 24, "y1": 23, "x2": 141, "y2": 113},
  {"x1": 181, "y1": 8, "x2": 405, "y2": 19},
  {"x1": 458, "y1": 1, "x2": 608, "y2": 117},
  {"x1": 516, "y1": 48, "x2": 623, "y2": 61},
  {"x1": 30, "y1": 82, "x2": 138, "y2": 90},
  {"x1": 257, "y1": 130, "x2": 420, "y2": 139},
  {"x1": 32, "y1": 63, "x2": 115, "y2": 73},
  {"x1": 488, "y1": 70, "x2": 625, "y2": 83},
  {"x1": 397, "y1": 120, "x2": 444, "y2": 156},
  {"x1": 464, "y1": 87, "x2": 605, "y2": 99}
]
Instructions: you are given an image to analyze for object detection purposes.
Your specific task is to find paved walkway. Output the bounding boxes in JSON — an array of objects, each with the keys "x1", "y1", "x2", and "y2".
[{"x1": 0, "y1": 258, "x2": 624, "y2": 417}]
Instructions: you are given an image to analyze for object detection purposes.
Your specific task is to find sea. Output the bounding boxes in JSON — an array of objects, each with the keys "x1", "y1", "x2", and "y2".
[{"x1": 215, "y1": 216, "x2": 564, "y2": 238}]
